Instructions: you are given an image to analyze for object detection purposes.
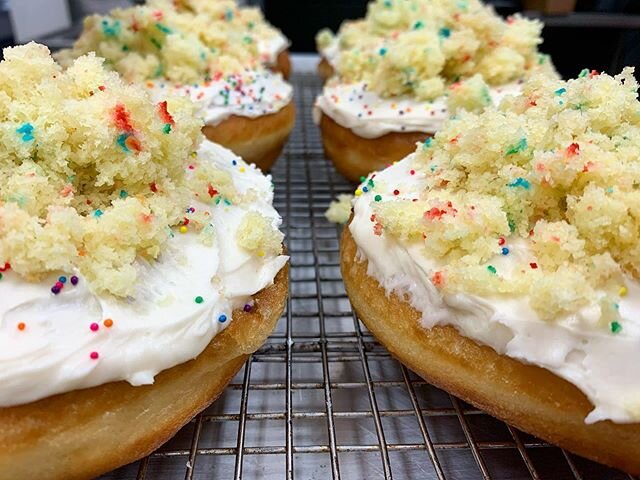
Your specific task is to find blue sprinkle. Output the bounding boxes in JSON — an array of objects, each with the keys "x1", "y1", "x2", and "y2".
[
  {"x1": 232, "y1": 160, "x2": 237, "y2": 166},
  {"x1": 225, "y1": 9, "x2": 233, "y2": 20},
  {"x1": 508, "y1": 178, "x2": 531, "y2": 189},
  {"x1": 423, "y1": 137, "x2": 433, "y2": 148},
  {"x1": 101, "y1": 19, "x2": 121, "y2": 38},
  {"x1": 439, "y1": 27, "x2": 451, "y2": 38},
  {"x1": 554, "y1": 87, "x2": 567, "y2": 96},
  {"x1": 119, "y1": 190, "x2": 128, "y2": 199},
  {"x1": 218, "y1": 314, "x2": 227, "y2": 323},
  {"x1": 501, "y1": 247, "x2": 509, "y2": 255},
  {"x1": 117, "y1": 133, "x2": 130, "y2": 152},
  {"x1": 16, "y1": 123, "x2": 34, "y2": 142},
  {"x1": 379, "y1": 47, "x2": 387, "y2": 56},
  {"x1": 94, "y1": 209, "x2": 104, "y2": 217},
  {"x1": 59, "y1": 276, "x2": 67, "y2": 284},
  {"x1": 606, "y1": 187, "x2": 614, "y2": 193},
  {"x1": 362, "y1": 186, "x2": 368, "y2": 192}
]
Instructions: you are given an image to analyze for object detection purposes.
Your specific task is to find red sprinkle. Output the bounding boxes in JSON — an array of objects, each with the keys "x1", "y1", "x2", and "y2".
[
  {"x1": 157, "y1": 101, "x2": 175, "y2": 126},
  {"x1": 530, "y1": 262, "x2": 538, "y2": 269},
  {"x1": 565, "y1": 142, "x2": 580, "y2": 158},
  {"x1": 432, "y1": 271, "x2": 444, "y2": 287},
  {"x1": 90, "y1": 323, "x2": 99, "y2": 332},
  {"x1": 498, "y1": 238, "x2": 506, "y2": 246},
  {"x1": 150, "y1": 182, "x2": 158, "y2": 193},
  {"x1": 90, "y1": 351, "x2": 99, "y2": 360},
  {"x1": 410, "y1": 170, "x2": 415, "y2": 175},
  {"x1": 114, "y1": 103, "x2": 135, "y2": 132},
  {"x1": 125, "y1": 136, "x2": 142, "y2": 153},
  {"x1": 393, "y1": 189, "x2": 400, "y2": 195},
  {"x1": 425, "y1": 207, "x2": 446, "y2": 220},
  {"x1": 0, "y1": 262, "x2": 10, "y2": 272},
  {"x1": 207, "y1": 184, "x2": 218, "y2": 198}
]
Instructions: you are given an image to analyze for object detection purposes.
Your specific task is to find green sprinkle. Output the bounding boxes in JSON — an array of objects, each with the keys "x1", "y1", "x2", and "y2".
[
  {"x1": 610, "y1": 321, "x2": 622, "y2": 334},
  {"x1": 121, "y1": 45, "x2": 129, "y2": 52},
  {"x1": 505, "y1": 137, "x2": 527, "y2": 156},
  {"x1": 155, "y1": 23, "x2": 172, "y2": 34},
  {"x1": 413, "y1": 21, "x2": 425, "y2": 30},
  {"x1": 487, "y1": 265, "x2": 497, "y2": 274},
  {"x1": 163, "y1": 123, "x2": 172, "y2": 134},
  {"x1": 359, "y1": 176, "x2": 366, "y2": 182},
  {"x1": 195, "y1": 296, "x2": 204, "y2": 304},
  {"x1": 243, "y1": 36, "x2": 253, "y2": 44},
  {"x1": 374, "y1": 195, "x2": 382, "y2": 202},
  {"x1": 579, "y1": 68, "x2": 589, "y2": 78},
  {"x1": 119, "y1": 190, "x2": 128, "y2": 199},
  {"x1": 151, "y1": 38, "x2": 162, "y2": 49},
  {"x1": 423, "y1": 137, "x2": 433, "y2": 148},
  {"x1": 0, "y1": 273, "x2": 3, "y2": 280}
]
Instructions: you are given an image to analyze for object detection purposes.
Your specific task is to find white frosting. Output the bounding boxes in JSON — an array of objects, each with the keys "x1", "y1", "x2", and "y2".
[
  {"x1": 0, "y1": 141, "x2": 288, "y2": 407},
  {"x1": 259, "y1": 33, "x2": 290, "y2": 66},
  {"x1": 149, "y1": 70, "x2": 293, "y2": 126},
  {"x1": 349, "y1": 154, "x2": 640, "y2": 424},
  {"x1": 319, "y1": 39, "x2": 339, "y2": 68},
  {"x1": 314, "y1": 81, "x2": 522, "y2": 139}
]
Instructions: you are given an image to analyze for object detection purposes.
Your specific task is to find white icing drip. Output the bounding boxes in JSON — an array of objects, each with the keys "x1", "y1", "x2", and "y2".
[
  {"x1": 149, "y1": 70, "x2": 293, "y2": 126},
  {"x1": 0, "y1": 141, "x2": 288, "y2": 407},
  {"x1": 349, "y1": 154, "x2": 640, "y2": 424},
  {"x1": 319, "y1": 39, "x2": 340, "y2": 68},
  {"x1": 259, "y1": 33, "x2": 290, "y2": 66},
  {"x1": 314, "y1": 81, "x2": 522, "y2": 139}
]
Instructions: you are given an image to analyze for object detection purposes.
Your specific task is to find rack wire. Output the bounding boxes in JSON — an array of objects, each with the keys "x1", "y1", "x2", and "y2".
[{"x1": 100, "y1": 72, "x2": 637, "y2": 480}]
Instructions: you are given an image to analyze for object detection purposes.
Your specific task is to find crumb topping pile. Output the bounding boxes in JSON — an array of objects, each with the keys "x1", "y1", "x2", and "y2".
[
  {"x1": 317, "y1": 0, "x2": 555, "y2": 102},
  {"x1": 56, "y1": 0, "x2": 276, "y2": 83},
  {"x1": 0, "y1": 44, "x2": 282, "y2": 297},
  {"x1": 365, "y1": 68, "x2": 640, "y2": 321}
]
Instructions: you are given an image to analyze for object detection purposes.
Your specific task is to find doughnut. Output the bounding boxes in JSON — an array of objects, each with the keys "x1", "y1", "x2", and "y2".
[
  {"x1": 340, "y1": 68, "x2": 640, "y2": 473},
  {"x1": 318, "y1": 112, "x2": 429, "y2": 183},
  {"x1": 0, "y1": 43, "x2": 289, "y2": 479},
  {"x1": 341, "y1": 227, "x2": 640, "y2": 474},
  {"x1": 203, "y1": 101, "x2": 296, "y2": 171},
  {"x1": 314, "y1": 0, "x2": 556, "y2": 181},
  {"x1": 317, "y1": 56, "x2": 335, "y2": 82},
  {"x1": 56, "y1": 1, "x2": 295, "y2": 171},
  {"x1": 0, "y1": 266, "x2": 288, "y2": 480},
  {"x1": 274, "y1": 49, "x2": 292, "y2": 80}
]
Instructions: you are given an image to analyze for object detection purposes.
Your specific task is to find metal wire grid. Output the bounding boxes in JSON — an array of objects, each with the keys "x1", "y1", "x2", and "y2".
[{"x1": 100, "y1": 73, "x2": 637, "y2": 480}]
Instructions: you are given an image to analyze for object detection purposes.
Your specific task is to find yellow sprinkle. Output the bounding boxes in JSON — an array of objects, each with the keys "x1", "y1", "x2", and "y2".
[
  {"x1": 179, "y1": 226, "x2": 188, "y2": 234},
  {"x1": 620, "y1": 286, "x2": 628, "y2": 297},
  {"x1": 239, "y1": 167, "x2": 246, "y2": 173},
  {"x1": 354, "y1": 189, "x2": 362, "y2": 196},
  {"x1": 258, "y1": 251, "x2": 266, "y2": 257}
]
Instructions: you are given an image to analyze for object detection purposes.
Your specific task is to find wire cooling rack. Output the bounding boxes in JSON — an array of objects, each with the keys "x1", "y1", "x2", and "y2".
[{"x1": 100, "y1": 72, "x2": 637, "y2": 480}]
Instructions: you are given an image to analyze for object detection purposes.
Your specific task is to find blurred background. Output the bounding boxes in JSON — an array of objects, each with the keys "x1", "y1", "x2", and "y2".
[{"x1": 1, "y1": 0, "x2": 639, "y2": 79}]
